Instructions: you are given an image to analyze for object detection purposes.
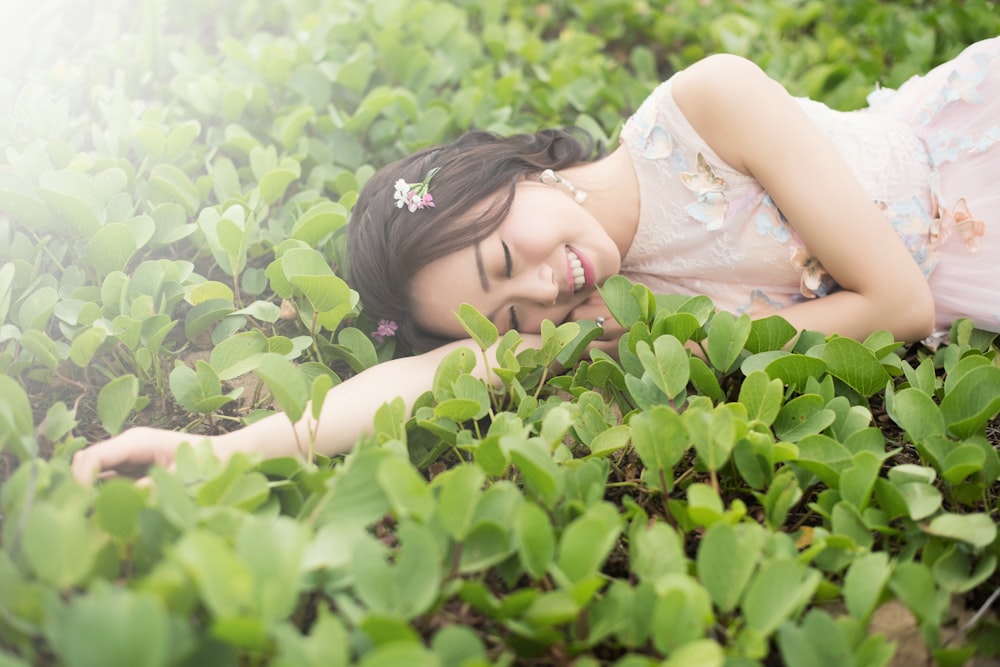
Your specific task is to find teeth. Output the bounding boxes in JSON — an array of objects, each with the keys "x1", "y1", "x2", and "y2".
[{"x1": 567, "y1": 249, "x2": 585, "y2": 292}]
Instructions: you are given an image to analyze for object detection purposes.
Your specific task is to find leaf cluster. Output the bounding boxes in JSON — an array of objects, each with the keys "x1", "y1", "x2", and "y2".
[{"x1": 1, "y1": 1, "x2": 1000, "y2": 665}]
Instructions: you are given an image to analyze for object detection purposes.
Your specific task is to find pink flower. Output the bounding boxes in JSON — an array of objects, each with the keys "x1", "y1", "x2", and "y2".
[
  {"x1": 392, "y1": 168, "x2": 440, "y2": 213},
  {"x1": 371, "y1": 319, "x2": 398, "y2": 343}
]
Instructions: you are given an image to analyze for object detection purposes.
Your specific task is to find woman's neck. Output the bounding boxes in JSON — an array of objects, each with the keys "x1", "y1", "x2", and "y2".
[{"x1": 562, "y1": 145, "x2": 641, "y2": 259}]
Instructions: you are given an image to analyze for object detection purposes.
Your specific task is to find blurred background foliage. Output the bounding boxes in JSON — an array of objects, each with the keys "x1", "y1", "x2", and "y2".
[{"x1": 2, "y1": 2, "x2": 1000, "y2": 666}]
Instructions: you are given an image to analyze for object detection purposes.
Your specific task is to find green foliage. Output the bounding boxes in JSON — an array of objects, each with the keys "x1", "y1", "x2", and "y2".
[{"x1": 2, "y1": 0, "x2": 1000, "y2": 665}]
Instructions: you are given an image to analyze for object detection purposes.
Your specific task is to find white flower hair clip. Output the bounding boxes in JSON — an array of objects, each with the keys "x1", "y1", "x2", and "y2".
[{"x1": 393, "y1": 167, "x2": 441, "y2": 212}]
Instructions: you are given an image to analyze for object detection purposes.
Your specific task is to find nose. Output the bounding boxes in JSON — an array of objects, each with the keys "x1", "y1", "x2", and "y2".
[{"x1": 515, "y1": 263, "x2": 558, "y2": 306}]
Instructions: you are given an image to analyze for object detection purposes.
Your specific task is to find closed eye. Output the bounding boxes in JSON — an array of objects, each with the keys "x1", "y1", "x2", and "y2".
[{"x1": 501, "y1": 242, "x2": 518, "y2": 329}]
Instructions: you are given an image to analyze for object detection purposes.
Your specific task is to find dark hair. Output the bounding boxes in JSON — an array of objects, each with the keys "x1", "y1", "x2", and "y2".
[{"x1": 347, "y1": 128, "x2": 600, "y2": 351}]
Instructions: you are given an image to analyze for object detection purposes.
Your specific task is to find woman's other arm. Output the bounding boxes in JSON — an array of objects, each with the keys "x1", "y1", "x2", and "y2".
[
  {"x1": 672, "y1": 55, "x2": 935, "y2": 342},
  {"x1": 71, "y1": 337, "x2": 501, "y2": 483}
]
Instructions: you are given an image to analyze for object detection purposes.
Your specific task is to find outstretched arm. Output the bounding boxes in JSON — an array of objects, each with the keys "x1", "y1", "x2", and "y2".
[
  {"x1": 71, "y1": 337, "x2": 501, "y2": 483},
  {"x1": 672, "y1": 55, "x2": 935, "y2": 342}
]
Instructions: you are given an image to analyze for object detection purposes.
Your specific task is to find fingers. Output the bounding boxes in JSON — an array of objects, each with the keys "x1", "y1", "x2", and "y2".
[
  {"x1": 71, "y1": 427, "x2": 186, "y2": 485},
  {"x1": 567, "y1": 298, "x2": 623, "y2": 341}
]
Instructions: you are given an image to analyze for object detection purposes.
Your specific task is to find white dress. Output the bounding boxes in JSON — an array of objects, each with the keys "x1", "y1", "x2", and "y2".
[{"x1": 619, "y1": 37, "x2": 1000, "y2": 337}]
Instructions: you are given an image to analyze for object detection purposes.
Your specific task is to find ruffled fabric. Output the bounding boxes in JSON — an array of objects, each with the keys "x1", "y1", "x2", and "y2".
[
  {"x1": 619, "y1": 37, "x2": 1000, "y2": 337},
  {"x1": 869, "y1": 36, "x2": 1000, "y2": 332}
]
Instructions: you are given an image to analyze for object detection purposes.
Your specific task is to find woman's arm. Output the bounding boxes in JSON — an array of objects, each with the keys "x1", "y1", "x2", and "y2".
[
  {"x1": 672, "y1": 55, "x2": 935, "y2": 342},
  {"x1": 71, "y1": 337, "x2": 497, "y2": 483}
]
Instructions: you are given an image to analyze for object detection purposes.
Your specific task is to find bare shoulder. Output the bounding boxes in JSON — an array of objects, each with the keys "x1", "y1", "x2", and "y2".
[
  {"x1": 671, "y1": 54, "x2": 792, "y2": 171},
  {"x1": 672, "y1": 53, "x2": 771, "y2": 100}
]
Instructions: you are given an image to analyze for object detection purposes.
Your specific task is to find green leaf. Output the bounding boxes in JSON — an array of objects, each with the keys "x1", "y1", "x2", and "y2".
[
  {"x1": 629, "y1": 406, "x2": 687, "y2": 494},
  {"x1": 773, "y1": 394, "x2": 836, "y2": 442},
  {"x1": 924, "y1": 513, "x2": 997, "y2": 549},
  {"x1": 885, "y1": 386, "x2": 945, "y2": 442},
  {"x1": 941, "y1": 443, "x2": 985, "y2": 484},
  {"x1": 507, "y1": 438, "x2": 563, "y2": 509},
  {"x1": 291, "y1": 201, "x2": 347, "y2": 246},
  {"x1": 236, "y1": 516, "x2": 308, "y2": 620},
  {"x1": 273, "y1": 607, "x2": 349, "y2": 667},
  {"x1": 587, "y1": 424, "x2": 630, "y2": 457},
  {"x1": 896, "y1": 481, "x2": 943, "y2": 520},
  {"x1": 0, "y1": 376, "x2": 39, "y2": 460},
  {"x1": 746, "y1": 315, "x2": 797, "y2": 353},
  {"x1": 173, "y1": 529, "x2": 255, "y2": 619},
  {"x1": 738, "y1": 370, "x2": 784, "y2": 426},
  {"x1": 95, "y1": 479, "x2": 147, "y2": 541},
  {"x1": 940, "y1": 365, "x2": 1000, "y2": 438},
  {"x1": 555, "y1": 503, "x2": 621, "y2": 584},
  {"x1": 24, "y1": 500, "x2": 96, "y2": 589},
  {"x1": 84, "y1": 223, "x2": 138, "y2": 276},
  {"x1": 697, "y1": 522, "x2": 763, "y2": 613},
  {"x1": 36, "y1": 170, "x2": 102, "y2": 236},
  {"x1": 751, "y1": 351, "x2": 828, "y2": 392},
  {"x1": 259, "y1": 162, "x2": 301, "y2": 205},
  {"x1": 636, "y1": 335, "x2": 689, "y2": 400},
  {"x1": 184, "y1": 298, "x2": 236, "y2": 339},
  {"x1": 97, "y1": 374, "x2": 138, "y2": 435},
  {"x1": 46, "y1": 584, "x2": 170, "y2": 667},
  {"x1": 598, "y1": 275, "x2": 643, "y2": 328},
  {"x1": 514, "y1": 501, "x2": 556, "y2": 580},
  {"x1": 435, "y1": 465, "x2": 485, "y2": 542},
  {"x1": 459, "y1": 519, "x2": 514, "y2": 573},
  {"x1": 377, "y1": 456, "x2": 434, "y2": 522},
  {"x1": 356, "y1": 641, "x2": 438, "y2": 667},
  {"x1": 742, "y1": 558, "x2": 821, "y2": 636},
  {"x1": 706, "y1": 310, "x2": 750, "y2": 372},
  {"x1": 838, "y1": 451, "x2": 881, "y2": 512},
  {"x1": 844, "y1": 552, "x2": 892, "y2": 621},
  {"x1": 310, "y1": 373, "x2": 335, "y2": 422},
  {"x1": 434, "y1": 397, "x2": 483, "y2": 422},
  {"x1": 148, "y1": 163, "x2": 201, "y2": 214},
  {"x1": 650, "y1": 575, "x2": 715, "y2": 654},
  {"x1": 455, "y1": 303, "x2": 498, "y2": 350},
  {"x1": 254, "y1": 353, "x2": 309, "y2": 424},
  {"x1": 762, "y1": 469, "x2": 803, "y2": 530},
  {"x1": 686, "y1": 404, "x2": 737, "y2": 473},
  {"x1": 69, "y1": 326, "x2": 108, "y2": 368},
  {"x1": 169, "y1": 361, "x2": 236, "y2": 414},
  {"x1": 822, "y1": 336, "x2": 891, "y2": 396},
  {"x1": 196, "y1": 454, "x2": 270, "y2": 511},
  {"x1": 630, "y1": 521, "x2": 686, "y2": 582},
  {"x1": 210, "y1": 330, "x2": 269, "y2": 380}
]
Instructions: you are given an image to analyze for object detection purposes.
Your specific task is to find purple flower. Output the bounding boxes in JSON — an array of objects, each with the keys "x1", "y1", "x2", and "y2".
[{"x1": 371, "y1": 319, "x2": 398, "y2": 343}]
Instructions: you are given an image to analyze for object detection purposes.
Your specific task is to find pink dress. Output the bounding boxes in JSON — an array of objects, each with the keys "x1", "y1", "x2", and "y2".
[{"x1": 619, "y1": 37, "x2": 1000, "y2": 339}]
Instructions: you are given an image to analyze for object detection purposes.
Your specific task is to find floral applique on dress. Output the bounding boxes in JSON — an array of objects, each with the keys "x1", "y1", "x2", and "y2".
[
  {"x1": 642, "y1": 125, "x2": 674, "y2": 160},
  {"x1": 883, "y1": 197, "x2": 939, "y2": 275},
  {"x1": 917, "y1": 53, "x2": 991, "y2": 124},
  {"x1": 753, "y1": 195, "x2": 792, "y2": 243},
  {"x1": 936, "y1": 197, "x2": 986, "y2": 252},
  {"x1": 789, "y1": 246, "x2": 837, "y2": 299},
  {"x1": 680, "y1": 153, "x2": 728, "y2": 231},
  {"x1": 739, "y1": 289, "x2": 785, "y2": 315}
]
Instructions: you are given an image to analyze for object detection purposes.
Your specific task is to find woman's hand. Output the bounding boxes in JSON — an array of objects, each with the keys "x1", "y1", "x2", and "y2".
[
  {"x1": 568, "y1": 292, "x2": 624, "y2": 356},
  {"x1": 71, "y1": 427, "x2": 215, "y2": 484}
]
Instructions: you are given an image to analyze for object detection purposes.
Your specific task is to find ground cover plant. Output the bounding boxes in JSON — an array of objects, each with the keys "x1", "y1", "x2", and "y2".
[{"x1": 2, "y1": 0, "x2": 1000, "y2": 665}]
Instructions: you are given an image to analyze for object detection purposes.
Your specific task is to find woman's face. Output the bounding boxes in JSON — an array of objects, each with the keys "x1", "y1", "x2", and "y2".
[{"x1": 410, "y1": 180, "x2": 622, "y2": 338}]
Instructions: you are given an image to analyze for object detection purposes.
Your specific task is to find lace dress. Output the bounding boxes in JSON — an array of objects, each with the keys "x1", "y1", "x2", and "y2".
[{"x1": 619, "y1": 37, "x2": 1000, "y2": 338}]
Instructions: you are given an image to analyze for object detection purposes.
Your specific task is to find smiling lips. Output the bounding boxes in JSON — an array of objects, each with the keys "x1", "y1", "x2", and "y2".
[{"x1": 566, "y1": 247, "x2": 590, "y2": 293}]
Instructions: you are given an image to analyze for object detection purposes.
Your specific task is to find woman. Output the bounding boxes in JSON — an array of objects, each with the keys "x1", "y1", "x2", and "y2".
[{"x1": 72, "y1": 37, "x2": 1000, "y2": 483}]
